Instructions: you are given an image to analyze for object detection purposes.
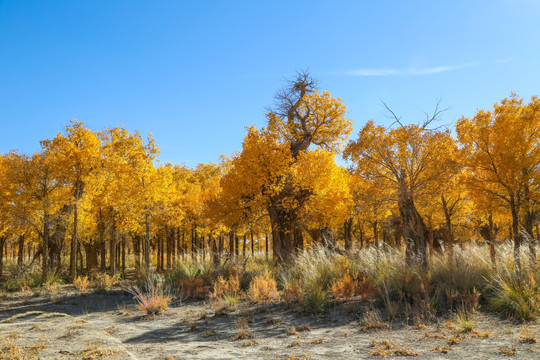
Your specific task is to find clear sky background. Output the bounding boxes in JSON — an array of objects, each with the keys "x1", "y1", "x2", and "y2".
[{"x1": 1, "y1": 0, "x2": 539, "y2": 167}]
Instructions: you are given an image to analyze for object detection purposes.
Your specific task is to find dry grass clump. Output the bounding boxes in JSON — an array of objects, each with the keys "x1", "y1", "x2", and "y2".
[
  {"x1": 177, "y1": 277, "x2": 207, "y2": 299},
  {"x1": 248, "y1": 270, "x2": 279, "y2": 303},
  {"x1": 499, "y1": 346, "x2": 517, "y2": 355},
  {"x1": 331, "y1": 273, "x2": 357, "y2": 299},
  {"x1": 369, "y1": 339, "x2": 418, "y2": 357},
  {"x1": 209, "y1": 274, "x2": 241, "y2": 313},
  {"x1": 93, "y1": 273, "x2": 118, "y2": 291},
  {"x1": 210, "y1": 274, "x2": 240, "y2": 299},
  {"x1": 519, "y1": 327, "x2": 537, "y2": 343},
  {"x1": 242, "y1": 339, "x2": 260, "y2": 346},
  {"x1": 126, "y1": 274, "x2": 172, "y2": 316},
  {"x1": 201, "y1": 330, "x2": 217, "y2": 337},
  {"x1": 360, "y1": 308, "x2": 390, "y2": 332},
  {"x1": 73, "y1": 275, "x2": 90, "y2": 293},
  {"x1": 283, "y1": 278, "x2": 304, "y2": 305}
]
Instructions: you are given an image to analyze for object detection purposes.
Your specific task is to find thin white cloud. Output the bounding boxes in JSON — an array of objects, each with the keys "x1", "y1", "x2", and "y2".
[
  {"x1": 496, "y1": 57, "x2": 514, "y2": 63},
  {"x1": 345, "y1": 62, "x2": 480, "y2": 77}
]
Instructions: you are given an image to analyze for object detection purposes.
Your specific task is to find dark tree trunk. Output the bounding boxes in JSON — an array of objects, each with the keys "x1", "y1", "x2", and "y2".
[
  {"x1": 441, "y1": 195, "x2": 455, "y2": 265},
  {"x1": 235, "y1": 233, "x2": 239, "y2": 258},
  {"x1": 191, "y1": 226, "x2": 196, "y2": 261},
  {"x1": 110, "y1": 214, "x2": 117, "y2": 274},
  {"x1": 211, "y1": 235, "x2": 219, "y2": 266},
  {"x1": 86, "y1": 242, "x2": 99, "y2": 271},
  {"x1": 265, "y1": 234, "x2": 269, "y2": 260},
  {"x1": 398, "y1": 187, "x2": 428, "y2": 268},
  {"x1": 372, "y1": 220, "x2": 378, "y2": 249},
  {"x1": 121, "y1": 235, "x2": 126, "y2": 276},
  {"x1": 243, "y1": 234, "x2": 247, "y2": 257},
  {"x1": 70, "y1": 203, "x2": 79, "y2": 280},
  {"x1": 144, "y1": 212, "x2": 151, "y2": 274},
  {"x1": 133, "y1": 234, "x2": 140, "y2": 272},
  {"x1": 17, "y1": 235, "x2": 24, "y2": 265},
  {"x1": 250, "y1": 230, "x2": 254, "y2": 256},
  {"x1": 42, "y1": 212, "x2": 50, "y2": 279},
  {"x1": 510, "y1": 196, "x2": 522, "y2": 278},
  {"x1": 229, "y1": 231, "x2": 234, "y2": 257},
  {"x1": 0, "y1": 237, "x2": 5, "y2": 278},
  {"x1": 268, "y1": 203, "x2": 298, "y2": 263},
  {"x1": 218, "y1": 234, "x2": 224, "y2": 258},
  {"x1": 344, "y1": 218, "x2": 353, "y2": 251}
]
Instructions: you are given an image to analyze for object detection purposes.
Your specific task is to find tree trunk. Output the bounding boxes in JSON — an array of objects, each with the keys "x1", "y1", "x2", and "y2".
[
  {"x1": 229, "y1": 231, "x2": 234, "y2": 257},
  {"x1": 268, "y1": 205, "x2": 296, "y2": 263},
  {"x1": 235, "y1": 233, "x2": 239, "y2": 258},
  {"x1": 265, "y1": 234, "x2": 269, "y2": 260},
  {"x1": 211, "y1": 235, "x2": 219, "y2": 266},
  {"x1": 110, "y1": 216, "x2": 117, "y2": 274},
  {"x1": 133, "y1": 235, "x2": 140, "y2": 272},
  {"x1": 243, "y1": 234, "x2": 247, "y2": 257},
  {"x1": 372, "y1": 220, "x2": 378, "y2": 249},
  {"x1": 191, "y1": 226, "x2": 196, "y2": 261},
  {"x1": 86, "y1": 242, "x2": 99, "y2": 271},
  {"x1": 441, "y1": 195, "x2": 455, "y2": 265},
  {"x1": 42, "y1": 212, "x2": 50, "y2": 279},
  {"x1": 344, "y1": 218, "x2": 353, "y2": 251},
  {"x1": 145, "y1": 212, "x2": 151, "y2": 274},
  {"x1": 70, "y1": 203, "x2": 79, "y2": 280},
  {"x1": 250, "y1": 230, "x2": 254, "y2": 256},
  {"x1": 510, "y1": 196, "x2": 522, "y2": 278},
  {"x1": 17, "y1": 235, "x2": 24, "y2": 266},
  {"x1": 0, "y1": 237, "x2": 5, "y2": 278},
  {"x1": 398, "y1": 187, "x2": 428, "y2": 268}
]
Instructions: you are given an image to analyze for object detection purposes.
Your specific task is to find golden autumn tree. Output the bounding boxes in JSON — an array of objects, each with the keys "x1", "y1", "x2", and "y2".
[
  {"x1": 1, "y1": 150, "x2": 67, "y2": 278},
  {"x1": 47, "y1": 121, "x2": 101, "y2": 280},
  {"x1": 264, "y1": 72, "x2": 352, "y2": 261},
  {"x1": 99, "y1": 127, "x2": 160, "y2": 274},
  {"x1": 344, "y1": 110, "x2": 458, "y2": 267},
  {"x1": 219, "y1": 73, "x2": 351, "y2": 262},
  {"x1": 456, "y1": 94, "x2": 540, "y2": 276}
]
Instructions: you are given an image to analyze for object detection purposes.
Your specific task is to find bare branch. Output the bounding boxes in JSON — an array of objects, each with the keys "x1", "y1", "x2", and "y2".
[{"x1": 380, "y1": 99, "x2": 404, "y2": 128}]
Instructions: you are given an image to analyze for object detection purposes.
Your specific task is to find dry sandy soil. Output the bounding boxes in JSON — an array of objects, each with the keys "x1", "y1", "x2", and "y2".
[{"x1": 0, "y1": 286, "x2": 539, "y2": 359}]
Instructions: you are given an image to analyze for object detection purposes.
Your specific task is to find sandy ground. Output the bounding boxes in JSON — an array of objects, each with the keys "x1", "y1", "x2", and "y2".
[{"x1": 1, "y1": 286, "x2": 539, "y2": 359}]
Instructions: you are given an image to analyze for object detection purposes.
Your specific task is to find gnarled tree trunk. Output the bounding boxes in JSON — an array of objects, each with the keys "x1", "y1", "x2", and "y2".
[{"x1": 398, "y1": 187, "x2": 428, "y2": 268}]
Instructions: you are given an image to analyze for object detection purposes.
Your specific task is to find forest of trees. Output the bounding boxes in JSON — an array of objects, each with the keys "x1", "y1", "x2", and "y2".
[{"x1": 1, "y1": 73, "x2": 539, "y2": 281}]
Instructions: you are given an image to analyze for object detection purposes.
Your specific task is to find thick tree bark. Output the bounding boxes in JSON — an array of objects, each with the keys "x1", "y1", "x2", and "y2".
[
  {"x1": 398, "y1": 187, "x2": 428, "y2": 268},
  {"x1": 85, "y1": 242, "x2": 99, "y2": 271},
  {"x1": 268, "y1": 204, "x2": 297, "y2": 263}
]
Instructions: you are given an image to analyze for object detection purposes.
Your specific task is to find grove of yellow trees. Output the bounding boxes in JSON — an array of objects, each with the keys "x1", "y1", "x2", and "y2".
[{"x1": 1, "y1": 74, "x2": 539, "y2": 279}]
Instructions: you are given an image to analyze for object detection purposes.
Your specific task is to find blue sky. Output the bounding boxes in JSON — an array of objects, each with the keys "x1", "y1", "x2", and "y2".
[{"x1": 1, "y1": 0, "x2": 539, "y2": 167}]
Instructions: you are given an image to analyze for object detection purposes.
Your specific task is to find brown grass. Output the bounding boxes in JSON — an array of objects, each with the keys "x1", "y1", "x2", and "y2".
[{"x1": 248, "y1": 271, "x2": 279, "y2": 303}]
